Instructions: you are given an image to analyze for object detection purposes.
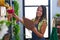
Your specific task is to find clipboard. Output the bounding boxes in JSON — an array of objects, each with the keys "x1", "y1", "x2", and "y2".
[{"x1": 23, "y1": 17, "x2": 35, "y2": 31}]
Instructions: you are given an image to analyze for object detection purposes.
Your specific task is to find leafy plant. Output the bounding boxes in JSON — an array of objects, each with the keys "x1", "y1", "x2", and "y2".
[
  {"x1": 0, "y1": 20, "x2": 4, "y2": 25},
  {"x1": 55, "y1": 13, "x2": 60, "y2": 17},
  {"x1": 0, "y1": 20, "x2": 20, "y2": 40},
  {"x1": 13, "y1": 0, "x2": 20, "y2": 40},
  {"x1": 14, "y1": 1, "x2": 19, "y2": 15},
  {"x1": 13, "y1": 23, "x2": 20, "y2": 35},
  {"x1": 5, "y1": 21, "x2": 11, "y2": 27},
  {"x1": 13, "y1": 0, "x2": 19, "y2": 21},
  {"x1": 0, "y1": 20, "x2": 11, "y2": 31},
  {"x1": 13, "y1": 23, "x2": 20, "y2": 40},
  {"x1": 0, "y1": 20, "x2": 11, "y2": 27}
]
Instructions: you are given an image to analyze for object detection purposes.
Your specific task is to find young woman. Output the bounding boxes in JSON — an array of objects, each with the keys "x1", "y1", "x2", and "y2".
[
  {"x1": 32, "y1": 5, "x2": 47, "y2": 40},
  {"x1": 4, "y1": 3, "x2": 47, "y2": 40}
]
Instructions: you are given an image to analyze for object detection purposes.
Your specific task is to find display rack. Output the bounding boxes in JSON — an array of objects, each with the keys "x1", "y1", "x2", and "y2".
[{"x1": 55, "y1": 17, "x2": 60, "y2": 39}]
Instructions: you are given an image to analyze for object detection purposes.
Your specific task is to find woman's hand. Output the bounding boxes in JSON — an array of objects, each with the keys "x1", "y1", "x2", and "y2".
[
  {"x1": 13, "y1": 13, "x2": 24, "y2": 24},
  {"x1": 32, "y1": 27, "x2": 43, "y2": 38}
]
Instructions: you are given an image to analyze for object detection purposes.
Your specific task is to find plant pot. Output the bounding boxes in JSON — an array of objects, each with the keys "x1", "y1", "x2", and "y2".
[
  {"x1": 0, "y1": 0, "x2": 5, "y2": 6},
  {"x1": 0, "y1": 23, "x2": 8, "y2": 39}
]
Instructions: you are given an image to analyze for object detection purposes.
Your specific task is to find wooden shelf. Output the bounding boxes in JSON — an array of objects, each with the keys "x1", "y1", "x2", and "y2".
[
  {"x1": 57, "y1": 33, "x2": 60, "y2": 35},
  {"x1": 55, "y1": 17, "x2": 60, "y2": 39},
  {"x1": 57, "y1": 26, "x2": 60, "y2": 28}
]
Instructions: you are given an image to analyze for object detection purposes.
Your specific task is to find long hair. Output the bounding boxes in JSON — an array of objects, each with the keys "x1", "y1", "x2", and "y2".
[{"x1": 35, "y1": 5, "x2": 46, "y2": 22}]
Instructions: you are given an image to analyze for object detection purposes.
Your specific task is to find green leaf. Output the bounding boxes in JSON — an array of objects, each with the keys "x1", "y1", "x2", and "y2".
[
  {"x1": 0, "y1": 20, "x2": 4, "y2": 24},
  {"x1": 5, "y1": 21, "x2": 11, "y2": 27},
  {"x1": 13, "y1": 24, "x2": 20, "y2": 35},
  {"x1": 13, "y1": 1, "x2": 19, "y2": 21},
  {"x1": 56, "y1": 13, "x2": 60, "y2": 17}
]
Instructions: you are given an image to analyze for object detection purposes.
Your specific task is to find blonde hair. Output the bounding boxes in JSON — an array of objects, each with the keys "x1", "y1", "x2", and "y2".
[
  {"x1": 4, "y1": 3, "x2": 12, "y2": 9},
  {"x1": 4, "y1": 3, "x2": 10, "y2": 8}
]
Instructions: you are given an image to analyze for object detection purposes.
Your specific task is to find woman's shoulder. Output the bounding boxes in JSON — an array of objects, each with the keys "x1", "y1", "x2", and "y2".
[
  {"x1": 39, "y1": 19, "x2": 47, "y2": 25},
  {"x1": 32, "y1": 18, "x2": 35, "y2": 21},
  {"x1": 42, "y1": 19, "x2": 47, "y2": 22},
  {"x1": 42, "y1": 19, "x2": 47, "y2": 25}
]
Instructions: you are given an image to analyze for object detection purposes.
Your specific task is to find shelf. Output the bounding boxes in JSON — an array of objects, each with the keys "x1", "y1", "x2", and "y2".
[
  {"x1": 57, "y1": 26, "x2": 60, "y2": 28},
  {"x1": 55, "y1": 17, "x2": 60, "y2": 39},
  {"x1": 57, "y1": 33, "x2": 60, "y2": 35}
]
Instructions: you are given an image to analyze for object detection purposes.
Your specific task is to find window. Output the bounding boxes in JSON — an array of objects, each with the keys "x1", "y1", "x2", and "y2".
[
  {"x1": 5, "y1": 0, "x2": 10, "y2": 4},
  {"x1": 25, "y1": 0, "x2": 48, "y2": 6},
  {"x1": 24, "y1": 0, "x2": 49, "y2": 39}
]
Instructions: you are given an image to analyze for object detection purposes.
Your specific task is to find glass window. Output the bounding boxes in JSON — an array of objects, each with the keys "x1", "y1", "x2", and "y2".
[
  {"x1": 24, "y1": 0, "x2": 49, "y2": 39},
  {"x1": 25, "y1": 0, "x2": 48, "y2": 6},
  {"x1": 25, "y1": 7, "x2": 48, "y2": 38}
]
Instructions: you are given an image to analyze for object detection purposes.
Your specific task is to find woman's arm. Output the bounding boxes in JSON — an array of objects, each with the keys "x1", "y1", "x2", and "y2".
[
  {"x1": 13, "y1": 14, "x2": 46, "y2": 38},
  {"x1": 34, "y1": 21, "x2": 47, "y2": 38},
  {"x1": 13, "y1": 13, "x2": 24, "y2": 24},
  {"x1": 40, "y1": 21, "x2": 47, "y2": 35},
  {"x1": 32, "y1": 27, "x2": 43, "y2": 38}
]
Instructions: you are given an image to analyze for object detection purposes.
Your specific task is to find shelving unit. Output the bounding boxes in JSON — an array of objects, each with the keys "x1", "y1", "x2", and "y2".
[{"x1": 55, "y1": 17, "x2": 60, "y2": 39}]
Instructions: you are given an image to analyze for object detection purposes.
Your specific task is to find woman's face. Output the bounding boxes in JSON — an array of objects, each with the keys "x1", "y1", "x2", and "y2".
[{"x1": 36, "y1": 7, "x2": 43, "y2": 17}]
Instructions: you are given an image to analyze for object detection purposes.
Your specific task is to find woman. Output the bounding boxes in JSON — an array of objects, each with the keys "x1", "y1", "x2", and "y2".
[
  {"x1": 32, "y1": 5, "x2": 47, "y2": 40},
  {"x1": 5, "y1": 3, "x2": 47, "y2": 40}
]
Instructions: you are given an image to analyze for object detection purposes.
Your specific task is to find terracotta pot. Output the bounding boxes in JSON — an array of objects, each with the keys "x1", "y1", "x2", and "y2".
[{"x1": 0, "y1": 0, "x2": 5, "y2": 6}]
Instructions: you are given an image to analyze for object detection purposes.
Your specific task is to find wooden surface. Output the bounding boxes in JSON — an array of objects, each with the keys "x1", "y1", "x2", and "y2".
[
  {"x1": 58, "y1": 0, "x2": 60, "y2": 6},
  {"x1": 23, "y1": 17, "x2": 35, "y2": 31}
]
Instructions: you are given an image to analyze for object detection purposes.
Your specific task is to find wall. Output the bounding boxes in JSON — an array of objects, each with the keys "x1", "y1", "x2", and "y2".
[
  {"x1": 51, "y1": 0, "x2": 60, "y2": 33},
  {"x1": 17, "y1": 0, "x2": 24, "y2": 40},
  {"x1": 52, "y1": 0, "x2": 60, "y2": 18}
]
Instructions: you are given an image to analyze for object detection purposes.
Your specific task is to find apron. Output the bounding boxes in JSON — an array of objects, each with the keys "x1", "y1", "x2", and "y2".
[{"x1": 32, "y1": 24, "x2": 45, "y2": 40}]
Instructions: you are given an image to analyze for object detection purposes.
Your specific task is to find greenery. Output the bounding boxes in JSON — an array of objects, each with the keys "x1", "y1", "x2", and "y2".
[
  {"x1": 55, "y1": 13, "x2": 60, "y2": 17},
  {"x1": 0, "y1": 0, "x2": 20, "y2": 40},
  {"x1": 13, "y1": 0, "x2": 19, "y2": 21},
  {"x1": 13, "y1": 0, "x2": 20, "y2": 40},
  {"x1": 14, "y1": 1, "x2": 19, "y2": 16},
  {"x1": 0, "y1": 20, "x2": 11, "y2": 27},
  {"x1": 0, "y1": 20, "x2": 11, "y2": 31},
  {"x1": 13, "y1": 23, "x2": 20, "y2": 40},
  {"x1": 0, "y1": 20, "x2": 20, "y2": 40}
]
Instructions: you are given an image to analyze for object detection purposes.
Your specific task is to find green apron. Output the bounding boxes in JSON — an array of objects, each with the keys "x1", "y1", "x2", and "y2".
[{"x1": 50, "y1": 27, "x2": 58, "y2": 40}]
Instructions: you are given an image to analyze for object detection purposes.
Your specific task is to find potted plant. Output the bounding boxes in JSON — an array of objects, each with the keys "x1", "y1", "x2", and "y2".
[
  {"x1": 13, "y1": 0, "x2": 20, "y2": 40},
  {"x1": 0, "y1": 20, "x2": 11, "y2": 39},
  {"x1": 55, "y1": 13, "x2": 60, "y2": 18},
  {"x1": 0, "y1": 20, "x2": 20, "y2": 40}
]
